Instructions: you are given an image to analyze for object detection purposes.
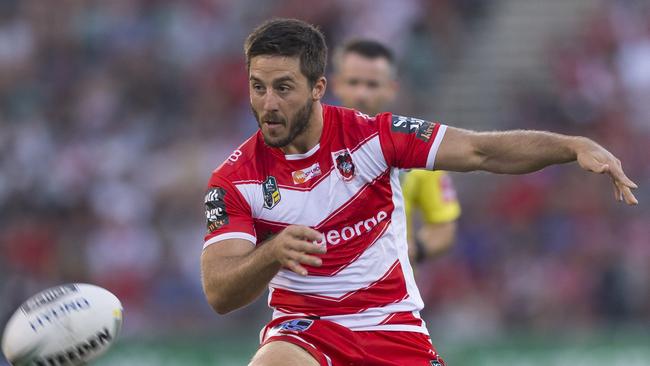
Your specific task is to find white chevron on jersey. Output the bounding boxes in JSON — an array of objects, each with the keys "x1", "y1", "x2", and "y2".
[{"x1": 234, "y1": 134, "x2": 387, "y2": 225}]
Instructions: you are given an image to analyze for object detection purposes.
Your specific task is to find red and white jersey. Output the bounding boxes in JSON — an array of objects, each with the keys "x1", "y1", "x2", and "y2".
[{"x1": 204, "y1": 104, "x2": 447, "y2": 334}]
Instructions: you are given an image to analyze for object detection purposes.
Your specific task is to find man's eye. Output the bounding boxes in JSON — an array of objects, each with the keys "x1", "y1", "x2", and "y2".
[
  {"x1": 278, "y1": 85, "x2": 291, "y2": 93},
  {"x1": 367, "y1": 81, "x2": 380, "y2": 89},
  {"x1": 253, "y1": 84, "x2": 265, "y2": 92}
]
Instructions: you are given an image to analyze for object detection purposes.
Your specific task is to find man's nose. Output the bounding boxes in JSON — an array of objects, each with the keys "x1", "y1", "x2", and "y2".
[
  {"x1": 353, "y1": 85, "x2": 371, "y2": 101},
  {"x1": 263, "y1": 90, "x2": 280, "y2": 111}
]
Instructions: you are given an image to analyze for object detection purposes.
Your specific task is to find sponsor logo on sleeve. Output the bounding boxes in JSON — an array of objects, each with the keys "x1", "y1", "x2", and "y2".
[
  {"x1": 291, "y1": 162, "x2": 322, "y2": 184},
  {"x1": 205, "y1": 187, "x2": 228, "y2": 232},
  {"x1": 391, "y1": 114, "x2": 436, "y2": 142},
  {"x1": 262, "y1": 176, "x2": 281, "y2": 209},
  {"x1": 332, "y1": 149, "x2": 356, "y2": 181}
]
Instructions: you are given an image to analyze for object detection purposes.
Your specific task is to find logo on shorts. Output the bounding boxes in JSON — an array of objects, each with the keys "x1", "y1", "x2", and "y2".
[
  {"x1": 276, "y1": 319, "x2": 314, "y2": 332},
  {"x1": 292, "y1": 162, "x2": 322, "y2": 184},
  {"x1": 430, "y1": 355, "x2": 445, "y2": 366},
  {"x1": 332, "y1": 149, "x2": 355, "y2": 181},
  {"x1": 262, "y1": 176, "x2": 281, "y2": 209}
]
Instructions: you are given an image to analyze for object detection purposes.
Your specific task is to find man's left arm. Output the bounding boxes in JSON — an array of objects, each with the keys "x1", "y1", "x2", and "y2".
[
  {"x1": 413, "y1": 221, "x2": 456, "y2": 261},
  {"x1": 434, "y1": 127, "x2": 638, "y2": 205}
]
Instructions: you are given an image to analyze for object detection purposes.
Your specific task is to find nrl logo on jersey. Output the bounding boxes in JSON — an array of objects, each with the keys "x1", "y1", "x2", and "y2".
[
  {"x1": 391, "y1": 114, "x2": 436, "y2": 142},
  {"x1": 292, "y1": 162, "x2": 322, "y2": 184},
  {"x1": 262, "y1": 176, "x2": 281, "y2": 209},
  {"x1": 332, "y1": 149, "x2": 355, "y2": 181}
]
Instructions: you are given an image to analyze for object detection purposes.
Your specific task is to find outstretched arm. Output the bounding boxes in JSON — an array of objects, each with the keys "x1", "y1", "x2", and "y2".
[{"x1": 435, "y1": 127, "x2": 638, "y2": 205}]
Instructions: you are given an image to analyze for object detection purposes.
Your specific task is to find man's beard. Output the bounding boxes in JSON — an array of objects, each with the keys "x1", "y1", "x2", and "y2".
[{"x1": 253, "y1": 98, "x2": 313, "y2": 148}]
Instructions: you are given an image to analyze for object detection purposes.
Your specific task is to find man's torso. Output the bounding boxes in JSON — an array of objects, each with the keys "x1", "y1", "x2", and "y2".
[{"x1": 205, "y1": 105, "x2": 448, "y2": 334}]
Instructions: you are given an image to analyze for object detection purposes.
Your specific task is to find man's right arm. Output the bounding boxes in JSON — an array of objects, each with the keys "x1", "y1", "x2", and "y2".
[{"x1": 201, "y1": 226, "x2": 324, "y2": 314}]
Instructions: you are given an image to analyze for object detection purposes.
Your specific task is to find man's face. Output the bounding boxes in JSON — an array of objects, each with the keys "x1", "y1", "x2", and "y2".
[
  {"x1": 249, "y1": 55, "x2": 315, "y2": 148},
  {"x1": 333, "y1": 53, "x2": 397, "y2": 116}
]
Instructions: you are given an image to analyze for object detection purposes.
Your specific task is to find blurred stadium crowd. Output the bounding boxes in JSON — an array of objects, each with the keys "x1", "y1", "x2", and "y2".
[{"x1": 0, "y1": 0, "x2": 648, "y2": 343}]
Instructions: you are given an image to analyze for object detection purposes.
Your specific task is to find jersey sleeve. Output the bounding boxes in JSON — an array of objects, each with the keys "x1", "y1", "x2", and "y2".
[
  {"x1": 203, "y1": 175, "x2": 256, "y2": 250},
  {"x1": 376, "y1": 112, "x2": 447, "y2": 170},
  {"x1": 403, "y1": 170, "x2": 461, "y2": 224}
]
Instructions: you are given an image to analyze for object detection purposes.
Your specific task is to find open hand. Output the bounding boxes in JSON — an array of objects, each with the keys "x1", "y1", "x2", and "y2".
[
  {"x1": 575, "y1": 138, "x2": 638, "y2": 205},
  {"x1": 267, "y1": 225, "x2": 326, "y2": 276}
]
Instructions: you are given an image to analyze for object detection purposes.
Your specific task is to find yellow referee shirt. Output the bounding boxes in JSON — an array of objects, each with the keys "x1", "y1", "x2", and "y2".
[{"x1": 401, "y1": 170, "x2": 461, "y2": 231}]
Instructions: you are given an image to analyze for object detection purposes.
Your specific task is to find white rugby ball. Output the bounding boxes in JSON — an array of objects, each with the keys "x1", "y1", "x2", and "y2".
[{"x1": 2, "y1": 283, "x2": 123, "y2": 366}]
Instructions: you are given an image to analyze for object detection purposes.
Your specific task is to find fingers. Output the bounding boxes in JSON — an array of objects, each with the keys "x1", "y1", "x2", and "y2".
[
  {"x1": 620, "y1": 168, "x2": 638, "y2": 189},
  {"x1": 592, "y1": 163, "x2": 609, "y2": 174},
  {"x1": 284, "y1": 226, "x2": 326, "y2": 254},
  {"x1": 284, "y1": 259, "x2": 309, "y2": 277},
  {"x1": 612, "y1": 179, "x2": 621, "y2": 201},
  {"x1": 273, "y1": 226, "x2": 327, "y2": 276},
  {"x1": 283, "y1": 250, "x2": 323, "y2": 276},
  {"x1": 289, "y1": 240, "x2": 327, "y2": 254},
  {"x1": 609, "y1": 164, "x2": 638, "y2": 189},
  {"x1": 286, "y1": 225, "x2": 323, "y2": 242},
  {"x1": 619, "y1": 184, "x2": 639, "y2": 205},
  {"x1": 291, "y1": 251, "x2": 323, "y2": 267},
  {"x1": 606, "y1": 161, "x2": 639, "y2": 205}
]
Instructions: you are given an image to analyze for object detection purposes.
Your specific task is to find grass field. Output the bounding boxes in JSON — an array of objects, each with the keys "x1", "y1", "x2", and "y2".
[{"x1": 92, "y1": 328, "x2": 650, "y2": 366}]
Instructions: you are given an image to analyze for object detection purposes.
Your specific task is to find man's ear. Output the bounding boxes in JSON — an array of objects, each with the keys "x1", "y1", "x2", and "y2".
[{"x1": 312, "y1": 76, "x2": 327, "y2": 101}]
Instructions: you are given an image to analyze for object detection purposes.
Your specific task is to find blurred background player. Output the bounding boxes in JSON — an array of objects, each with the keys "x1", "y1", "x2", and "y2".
[{"x1": 331, "y1": 39, "x2": 461, "y2": 264}]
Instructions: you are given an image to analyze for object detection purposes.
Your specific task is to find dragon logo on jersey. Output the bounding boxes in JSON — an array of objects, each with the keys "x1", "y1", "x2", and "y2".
[
  {"x1": 262, "y1": 176, "x2": 281, "y2": 209},
  {"x1": 332, "y1": 149, "x2": 355, "y2": 181},
  {"x1": 205, "y1": 187, "x2": 228, "y2": 232},
  {"x1": 391, "y1": 114, "x2": 436, "y2": 142}
]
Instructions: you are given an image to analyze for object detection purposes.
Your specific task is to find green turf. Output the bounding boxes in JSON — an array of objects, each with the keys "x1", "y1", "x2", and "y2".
[{"x1": 95, "y1": 329, "x2": 650, "y2": 366}]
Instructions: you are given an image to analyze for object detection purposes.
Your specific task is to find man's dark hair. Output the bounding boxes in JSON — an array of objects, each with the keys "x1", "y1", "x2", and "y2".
[
  {"x1": 245, "y1": 18, "x2": 328, "y2": 86},
  {"x1": 338, "y1": 39, "x2": 395, "y2": 65}
]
